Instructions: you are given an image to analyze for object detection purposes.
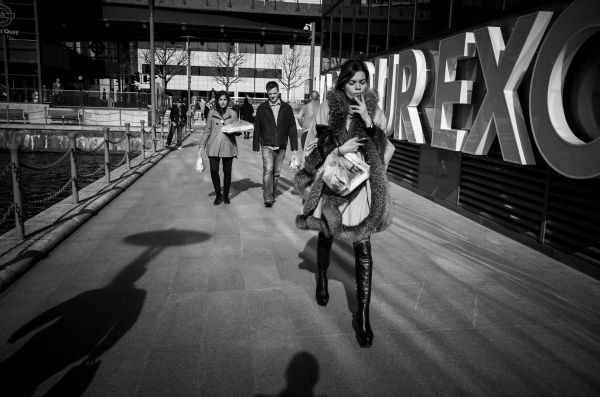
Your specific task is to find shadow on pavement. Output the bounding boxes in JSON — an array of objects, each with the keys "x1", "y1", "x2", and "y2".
[
  {"x1": 207, "y1": 177, "x2": 262, "y2": 198},
  {"x1": 253, "y1": 352, "x2": 319, "y2": 397},
  {"x1": 298, "y1": 235, "x2": 358, "y2": 314},
  {"x1": 0, "y1": 229, "x2": 209, "y2": 397}
]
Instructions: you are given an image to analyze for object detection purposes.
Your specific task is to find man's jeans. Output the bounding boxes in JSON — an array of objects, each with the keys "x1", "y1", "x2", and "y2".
[
  {"x1": 167, "y1": 124, "x2": 183, "y2": 146},
  {"x1": 261, "y1": 147, "x2": 286, "y2": 203}
]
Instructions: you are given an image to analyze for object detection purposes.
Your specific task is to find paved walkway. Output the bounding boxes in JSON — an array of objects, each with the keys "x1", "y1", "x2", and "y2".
[{"x1": 0, "y1": 129, "x2": 599, "y2": 396}]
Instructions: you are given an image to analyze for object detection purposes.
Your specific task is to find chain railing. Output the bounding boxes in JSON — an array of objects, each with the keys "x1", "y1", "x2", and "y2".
[
  {"x1": 0, "y1": 203, "x2": 15, "y2": 228},
  {"x1": 1, "y1": 120, "x2": 170, "y2": 240},
  {"x1": 19, "y1": 148, "x2": 72, "y2": 171}
]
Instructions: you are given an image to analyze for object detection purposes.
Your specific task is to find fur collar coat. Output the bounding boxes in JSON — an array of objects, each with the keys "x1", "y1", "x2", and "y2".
[{"x1": 294, "y1": 88, "x2": 393, "y2": 241}]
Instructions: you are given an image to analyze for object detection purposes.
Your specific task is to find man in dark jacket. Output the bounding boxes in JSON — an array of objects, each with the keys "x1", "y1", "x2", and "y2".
[
  {"x1": 167, "y1": 98, "x2": 187, "y2": 149},
  {"x1": 253, "y1": 81, "x2": 298, "y2": 207}
]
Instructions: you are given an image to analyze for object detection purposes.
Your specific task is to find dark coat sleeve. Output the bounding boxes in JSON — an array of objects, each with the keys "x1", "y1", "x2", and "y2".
[
  {"x1": 287, "y1": 106, "x2": 298, "y2": 151},
  {"x1": 252, "y1": 105, "x2": 262, "y2": 151}
]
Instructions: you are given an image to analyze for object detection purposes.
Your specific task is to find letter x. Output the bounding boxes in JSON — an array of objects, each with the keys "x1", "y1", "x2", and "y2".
[{"x1": 462, "y1": 12, "x2": 553, "y2": 164}]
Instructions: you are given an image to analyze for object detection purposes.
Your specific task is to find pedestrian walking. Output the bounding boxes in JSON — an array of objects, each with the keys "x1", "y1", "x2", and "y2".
[
  {"x1": 51, "y1": 78, "x2": 62, "y2": 106},
  {"x1": 294, "y1": 59, "x2": 395, "y2": 348},
  {"x1": 253, "y1": 81, "x2": 298, "y2": 207},
  {"x1": 198, "y1": 91, "x2": 239, "y2": 205},
  {"x1": 298, "y1": 90, "x2": 320, "y2": 149},
  {"x1": 167, "y1": 98, "x2": 187, "y2": 149},
  {"x1": 204, "y1": 93, "x2": 216, "y2": 121},
  {"x1": 239, "y1": 96, "x2": 255, "y2": 139},
  {"x1": 199, "y1": 97, "x2": 206, "y2": 121}
]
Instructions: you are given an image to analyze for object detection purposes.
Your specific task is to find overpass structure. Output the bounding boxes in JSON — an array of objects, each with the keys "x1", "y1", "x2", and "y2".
[{"x1": 39, "y1": 0, "x2": 321, "y2": 45}]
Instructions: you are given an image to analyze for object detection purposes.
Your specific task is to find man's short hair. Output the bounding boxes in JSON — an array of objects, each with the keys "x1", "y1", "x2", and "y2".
[{"x1": 266, "y1": 81, "x2": 279, "y2": 91}]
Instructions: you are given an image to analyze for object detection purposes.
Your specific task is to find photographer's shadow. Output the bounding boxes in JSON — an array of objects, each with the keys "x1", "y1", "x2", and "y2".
[
  {"x1": 0, "y1": 229, "x2": 209, "y2": 397},
  {"x1": 254, "y1": 352, "x2": 319, "y2": 397},
  {"x1": 298, "y1": 235, "x2": 358, "y2": 314}
]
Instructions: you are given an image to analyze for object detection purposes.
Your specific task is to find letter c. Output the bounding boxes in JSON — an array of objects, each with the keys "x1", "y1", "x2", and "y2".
[{"x1": 529, "y1": 0, "x2": 600, "y2": 179}]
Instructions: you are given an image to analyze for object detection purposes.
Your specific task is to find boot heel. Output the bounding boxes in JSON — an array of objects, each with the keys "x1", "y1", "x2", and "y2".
[
  {"x1": 354, "y1": 309, "x2": 373, "y2": 347},
  {"x1": 316, "y1": 272, "x2": 329, "y2": 306}
]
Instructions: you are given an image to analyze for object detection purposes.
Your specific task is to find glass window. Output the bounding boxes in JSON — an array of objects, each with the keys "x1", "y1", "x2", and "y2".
[
  {"x1": 239, "y1": 68, "x2": 282, "y2": 79},
  {"x1": 330, "y1": 2, "x2": 341, "y2": 67},
  {"x1": 354, "y1": 0, "x2": 369, "y2": 60},
  {"x1": 321, "y1": 13, "x2": 331, "y2": 71},
  {"x1": 386, "y1": 1, "x2": 415, "y2": 49},
  {"x1": 368, "y1": 0, "x2": 389, "y2": 55},
  {"x1": 339, "y1": 0, "x2": 353, "y2": 64}
]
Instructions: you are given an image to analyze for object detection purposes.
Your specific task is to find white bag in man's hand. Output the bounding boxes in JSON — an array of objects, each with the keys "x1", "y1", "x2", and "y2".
[{"x1": 289, "y1": 152, "x2": 301, "y2": 173}]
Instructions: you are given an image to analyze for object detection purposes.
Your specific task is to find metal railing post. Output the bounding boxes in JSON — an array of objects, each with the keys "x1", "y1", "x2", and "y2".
[
  {"x1": 8, "y1": 143, "x2": 24, "y2": 240},
  {"x1": 160, "y1": 116, "x2": 165, "y2": 148},
  {"x1": 6, "y1": 105, "x2": 9, "y2": 125},
  {"x1": 119, "y1": 109, "x2": 122, "y2": 127},
  {"x1": 68, "y1": 133, "x2": 79, "y2": 204},
  {"x1": 125, "y1": 123, "x2": 131, "y2": 170},
  {"x1": 140, "y1": 120, "x2": 146, "y2": 159},
  {"x1": 152, "y1": 124, "x2": 157, "y2": 152},
  {"x1": 103, "y1": 127, "x2": 110, "y2": 183},
  {"x1": 44, "y1": 107, "x2": 48, "y2": 125}
]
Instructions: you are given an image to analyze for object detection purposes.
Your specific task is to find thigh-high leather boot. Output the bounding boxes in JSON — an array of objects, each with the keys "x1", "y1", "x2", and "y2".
[
  {"x1": 354, "y1": 238, "x2": 374, "y2": 347},
  {"x1": 316, "y1": 232, "x2": 333, "y2": 306}
]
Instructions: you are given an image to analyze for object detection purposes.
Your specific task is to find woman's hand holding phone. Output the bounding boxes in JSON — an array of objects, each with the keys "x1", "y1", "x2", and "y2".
[{"x1": 338, "y1": 137, "x2": 368, "y2": 155}]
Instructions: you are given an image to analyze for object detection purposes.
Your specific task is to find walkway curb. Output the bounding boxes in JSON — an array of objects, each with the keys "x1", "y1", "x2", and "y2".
[{"x1": 0, "y1": 145, "x2": 175, "y2": 293}]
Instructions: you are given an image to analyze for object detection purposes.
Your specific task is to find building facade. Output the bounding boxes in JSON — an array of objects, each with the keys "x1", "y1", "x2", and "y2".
[
  {"x1": 137, "y1": 42, "x2": 321, "y2": 101},
  {"x1": 320, "y1": 0, "x2": 600, "y2": 272}
]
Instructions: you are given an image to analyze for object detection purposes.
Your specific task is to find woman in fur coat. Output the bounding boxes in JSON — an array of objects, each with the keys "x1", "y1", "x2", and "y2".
[{"x1": 295, "y1": 60, "x2": 395, "y2": 347}]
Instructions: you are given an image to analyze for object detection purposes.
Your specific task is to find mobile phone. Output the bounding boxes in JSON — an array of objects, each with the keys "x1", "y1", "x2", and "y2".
[{"x1": 356, "y1": 137, "x2": 370, "y2": 143}]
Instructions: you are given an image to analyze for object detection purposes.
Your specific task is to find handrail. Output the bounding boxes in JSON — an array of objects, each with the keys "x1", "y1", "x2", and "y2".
[{"x1": 1, "y1": 120, "x2": 173, "y2": 240}]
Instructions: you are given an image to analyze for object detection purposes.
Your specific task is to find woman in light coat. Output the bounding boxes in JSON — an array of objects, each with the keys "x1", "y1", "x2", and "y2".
[{"x1": 199, "y1": 91, "x2": 239, "y2": 205}]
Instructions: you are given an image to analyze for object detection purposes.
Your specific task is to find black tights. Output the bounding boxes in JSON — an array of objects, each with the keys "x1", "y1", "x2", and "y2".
[{"x1": 209, "y1": 156, "x2": 233, "y2": 197}]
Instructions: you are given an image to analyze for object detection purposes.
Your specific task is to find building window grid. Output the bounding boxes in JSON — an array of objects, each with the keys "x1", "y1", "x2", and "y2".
[
  {"x1": 320, "y1": 0, "x2": 550, "y2": 73},
  {"x1": 138, "y1": 44, "x2": 319, "y2": 99}
]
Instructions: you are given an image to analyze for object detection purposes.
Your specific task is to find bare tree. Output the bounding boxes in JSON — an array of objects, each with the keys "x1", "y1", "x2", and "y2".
[
  {"x1": 210, "y1": 44, "x2": 246, "y2": 92},
  {"x1": 140, "y1": 41, "x2": 188, "y2": 95},
  {"x1": 271, "y1": 47, "x2": 308, "y2": 100}
]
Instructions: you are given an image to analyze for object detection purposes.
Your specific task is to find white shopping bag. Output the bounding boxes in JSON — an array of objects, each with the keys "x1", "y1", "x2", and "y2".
[
  {"x1": 194, "y1": 150, "x2": 205, "y2": 172},
  {"x1": 289, "y1": 152, "x2": 301, "y2": 173}
]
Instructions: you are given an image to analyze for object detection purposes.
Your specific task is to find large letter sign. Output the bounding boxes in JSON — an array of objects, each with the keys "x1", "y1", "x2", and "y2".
[
  {"x1": 462, "y1": 12, "x2": 553, "y2": 164},
  {"x1": 372, "y1": 57, "x2": 388, "y2": 111},
  {"x1": 321, "y1": 0, "x2": 598, "y2": 179},
  {"x1": 432, "y1": 33, "x2": 476, "y2": 151},
  {"x1": 384, "y1": 53, "x2": 400, "y2": 137},
  {"x1": 529, "y1": 0, "x2": 600, "y2": 178},
  {"x1": 395, "y1": 50, "x2": 427, "y2": 143}
]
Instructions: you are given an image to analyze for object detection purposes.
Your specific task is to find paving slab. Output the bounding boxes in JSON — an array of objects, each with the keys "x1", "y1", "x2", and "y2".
[{"x1": 0, "y1": 129, "x2": 599, "y2": 396}]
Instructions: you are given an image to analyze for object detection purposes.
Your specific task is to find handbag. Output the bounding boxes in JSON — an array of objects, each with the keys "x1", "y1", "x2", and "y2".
[{"x1": 322, "y1": 151, "x2": 370, "y2": 196}]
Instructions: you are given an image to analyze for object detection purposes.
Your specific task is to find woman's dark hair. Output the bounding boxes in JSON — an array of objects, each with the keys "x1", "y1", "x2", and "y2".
[
  {"x1": 216, "y1": 91, "x2": 230, "y2": 115},
  {"x1": 334, "y1": 59, "x2": 369, "y2": 92}
]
